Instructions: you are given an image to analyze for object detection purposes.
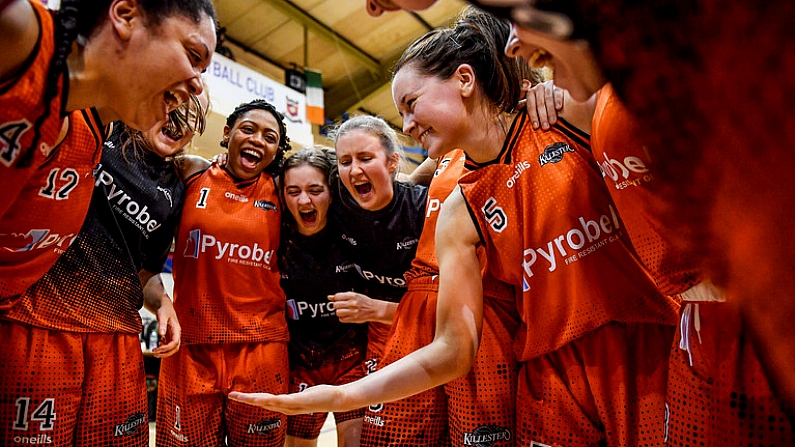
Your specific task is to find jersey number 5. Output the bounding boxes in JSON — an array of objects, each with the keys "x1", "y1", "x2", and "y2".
[{"x1": 482, "y1": 197, "x2": 507, "y2": 233}]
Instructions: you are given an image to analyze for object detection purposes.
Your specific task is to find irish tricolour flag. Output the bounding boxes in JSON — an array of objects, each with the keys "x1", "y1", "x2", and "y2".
[{"x1": 305, "y1": 69, "x2": 324, "y2": 125}]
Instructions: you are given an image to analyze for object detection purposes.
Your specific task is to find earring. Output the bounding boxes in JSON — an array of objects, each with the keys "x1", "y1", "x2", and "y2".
[{"x1": 220, "y1": 137, "x2": 229, "y2": 148}]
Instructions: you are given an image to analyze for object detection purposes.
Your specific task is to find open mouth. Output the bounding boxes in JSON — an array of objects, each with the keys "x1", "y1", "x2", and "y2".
[
  {"x1": 419, "y1": 128, "x2": 431, "y2": 145},
  {"x1": 161, "y1": 122, "x2": 184, "y2": 142},
  {"x1": 353, "y1": 182, "x2": 373, "y2": 196},
  {"x1": 164, "y1": 90, "x2": 181, "y2": 111},
  {"x1": 240, "y1": 149, "x2": 263, "y2": 170},
  {"x1": 527, "y1": 48, "x2": 551, "y2": 69},
  {"x1": 299, "y1": 210, "x2": 318, "y2": 224}
]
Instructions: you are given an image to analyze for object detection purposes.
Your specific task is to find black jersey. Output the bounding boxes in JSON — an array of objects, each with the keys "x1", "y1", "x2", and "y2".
[
  {"x1": 333, "y1": 181, "x2": 428, "y2": 303},
  {"x1": 6, "y1": 124, "x2": 185, "y2": 333},
  {"x1": 279, "y1": 221, "x2": 368, "y2": 369}
]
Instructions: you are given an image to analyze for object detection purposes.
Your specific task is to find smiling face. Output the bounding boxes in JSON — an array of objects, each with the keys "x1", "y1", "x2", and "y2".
[
  {"x1": 392, "y1": 64, "x2": 470, "y2": 159},
  {"x1": 335, "y1": 130, "x2": 398, "y2": 211},
  {"x1": 505, "y1": 22, "x2": 604, "y2": 101},
  {"x1": 223, "y1": 109, "x2": 282, "y2": 180},
  {"x1": 143, "y1": 90, "x2": 209, "y2": 158},
  {"x1": 283, "y1": 164, "x2": 332, "y2": 236},
  {"x1": 103, "y1": 1, "x2": 216, "y2": 131}
]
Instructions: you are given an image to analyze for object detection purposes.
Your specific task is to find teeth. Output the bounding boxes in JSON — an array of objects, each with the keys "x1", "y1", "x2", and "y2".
[
  {"x1": 419, "y1": 129, "x2": 430, "y2": 144},
  {"x1": 242, "y1": 149, "x2": 262, "y2": 161},
  {"x1": 165, "y1": 91, "x2": 179, "y2": 109},
  {"x1": 528, "y1": 49, "x2": 550, "y2": 69}
]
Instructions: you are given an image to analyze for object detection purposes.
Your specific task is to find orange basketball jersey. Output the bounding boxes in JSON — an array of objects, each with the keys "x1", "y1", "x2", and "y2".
[
  {"x1": 0, "y1": 1, "x2": 67, "y2": 218},
  {"x1": 0, "y1": 108, "x2": 104, "y2": 308},
  {"x1": 458, "y1": 112, "x2": 679, "y2": 361},
  {"x1": 592, "y1": 84, "x2": 701, "y2": 296},
  {"x1": 406, "y1": 149, "x2": 466, "y2": 281},
  {"x1": 173, "y1": 165, "x2": 288, "y2": 345}
]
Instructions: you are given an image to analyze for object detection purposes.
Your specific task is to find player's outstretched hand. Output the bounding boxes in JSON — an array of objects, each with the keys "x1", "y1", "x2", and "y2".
[{"x1": 229, "y1": 384, "x2": 347, "y2": 415}]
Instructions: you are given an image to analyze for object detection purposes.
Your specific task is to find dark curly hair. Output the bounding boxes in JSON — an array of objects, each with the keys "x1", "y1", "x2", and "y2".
[{"x1": 221, "y1": 99, "x2": 292, "y2": 176}]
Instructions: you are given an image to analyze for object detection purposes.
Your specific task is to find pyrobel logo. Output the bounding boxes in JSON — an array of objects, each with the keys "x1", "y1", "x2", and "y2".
[
  {"x1": 521, "y1": 205, "x2": 621, "y2": 291},
  {"x1": 95, "y1": 168, "x2": 162, "y2": 232},
  {"x1": 5, "y1": 228, "x2": 77, "y2": 253},
  {"x1": 463, "y1": 425, "x2": 512, "y2": 447},
  {"x1": 538, "y1": 142, "x2": 575, "y2": 167},
  {"x1": 182, "y1": 229, "x2": 274, "y2": 265},
  {"x1": 114, "y1": 412, "x2": 146, "y2": 437},
  {"x1": 598, "y1": 150, "x2": 648, "y2": 181},
  {"x1": 355, "y1": 265, "x2": 406, "y2": 287},
  {"x1": 247, "y1": 418, "x2": 281, "y2": 435},
  {"x1": 285, "y1": 299, "x2": 335, "y2": 320}
]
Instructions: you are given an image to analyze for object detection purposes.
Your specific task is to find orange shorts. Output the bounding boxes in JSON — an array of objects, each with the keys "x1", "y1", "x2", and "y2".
[
  {"x1": 155, "y1": 341, "x2": 289, "y2": 447},
  {"x1": 517, "y1": 322, "x2": 675, "y2": 447},
  {"x1": 0, "y1": 320, "x2": 147, "y2": 446},
  {"x1": 287, "y1": 353, "x2": 367, "y2": 439},
  {"x1": 666, "y1": 301, "x2": 795, "y2": 446},
  {"x1": 360, "y1": 282, "x2": 449, "y2": 447},
  {"x1": 446, "y1": 289, "x2": 519, "y2": 447}
]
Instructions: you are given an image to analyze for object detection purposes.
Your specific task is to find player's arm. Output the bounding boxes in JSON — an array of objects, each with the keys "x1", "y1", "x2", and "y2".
[
  {"x1": 175, "y1": 154, "x2": 211, "y2": 182},
  {"x1": 141, "y1": 270, "x2": 181, "y2": 358},
  {"x1": 405, "y1": 156, "x2": 438, "y2": 186},
  {"x1": 0, "y1": 0, "x2": 38, "y2": 83},
  {"x1": 228, "y1": 187, "x2": 483, "y2": 413},
  {"x1": 329, "y1": 291, "x2": 398, "y2": 324}
]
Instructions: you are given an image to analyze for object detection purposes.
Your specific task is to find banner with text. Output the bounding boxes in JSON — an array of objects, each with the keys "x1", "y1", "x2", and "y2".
[{"x1": 204, "y1": 54, "x2": 314, "y2": 148}]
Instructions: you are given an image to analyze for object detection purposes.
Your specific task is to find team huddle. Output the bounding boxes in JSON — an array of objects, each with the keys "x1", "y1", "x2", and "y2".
[{"x1": 1, "y1": 0, "x2": 794, "y2": 447}]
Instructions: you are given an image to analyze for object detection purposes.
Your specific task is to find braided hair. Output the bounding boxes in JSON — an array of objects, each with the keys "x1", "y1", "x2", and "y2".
[
  {"x1": 221, "y1": 99, "x2": 292, "y2": 176},
  {"x1": 21, "y1": 0, "x2": 217, "y2": 167}
]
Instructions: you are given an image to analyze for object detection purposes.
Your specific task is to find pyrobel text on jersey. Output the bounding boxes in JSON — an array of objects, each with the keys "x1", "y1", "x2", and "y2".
[
  {"x1": 355, "y1": 265, "x2": 406, "y2": 287},
  {"x1": 95, "y1": 168, "x2": 162, "y2": 232},
  {"x1": 182, "y1": 229, "x2": 274, "y2": 265},
  {"x1": 597, "y1": 150, "x2": 649, "y2": 183},
  {"x1": 286, "y1": 299, "x2": 335, "y2": 320},
  {"x1": 522, "y1": 205, "x2": 621, "y2": 290}
]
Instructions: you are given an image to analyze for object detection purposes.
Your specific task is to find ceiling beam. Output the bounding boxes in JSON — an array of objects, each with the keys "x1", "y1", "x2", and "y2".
[
  {"x1": 258, "y1": 0, "x2": 384, "y2": 74},
  {"x1": 324, "y1": 49, "x2": 403, "y2": 120}
]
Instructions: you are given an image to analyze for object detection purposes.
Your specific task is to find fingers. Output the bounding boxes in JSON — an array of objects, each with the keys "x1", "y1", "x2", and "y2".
[
  {"x1": 543, "y1": 81, "x2": 559, "y2": 126},
  {"x1": 228, "y1": 392, "x2": 270, "y2": 406},
  {"x1": 152, "y1": 339, "x2": 179, "y2": 358}
]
